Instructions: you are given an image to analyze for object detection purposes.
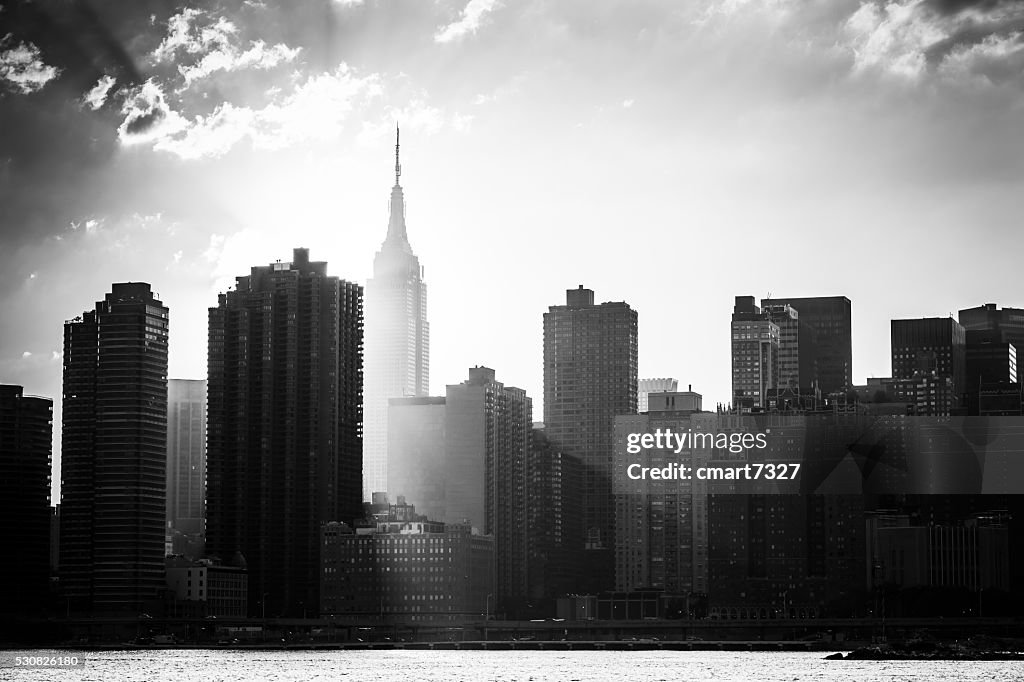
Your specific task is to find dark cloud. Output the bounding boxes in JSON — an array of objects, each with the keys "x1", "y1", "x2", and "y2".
[
  {"x1": 925, "y1": 19, "x2": 1024, "y2": 67},
  {"x1": 123, "y1": 105, "x2": 166, "y2": 135},
  {"x1": 0, "y1": 0, "x2": 181, "y2": 260},
  {"x1": 922, "y1": 0, "x2": 1019, "y2": 16}
]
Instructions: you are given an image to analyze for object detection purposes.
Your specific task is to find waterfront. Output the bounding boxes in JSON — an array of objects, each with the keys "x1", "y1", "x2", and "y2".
[{"x1": 2, "y1": 649, "x2": 1020, "y2": 681}]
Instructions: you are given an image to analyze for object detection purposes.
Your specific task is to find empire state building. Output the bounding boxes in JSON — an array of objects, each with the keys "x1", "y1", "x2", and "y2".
[{"x1": 363, "y1": 128, "x2": 430, "y2": 500}]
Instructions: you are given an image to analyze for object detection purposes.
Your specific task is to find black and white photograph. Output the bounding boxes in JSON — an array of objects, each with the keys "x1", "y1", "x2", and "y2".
[{"x1": 2, "y1": 0, "x2": 1024, "y2": 679}]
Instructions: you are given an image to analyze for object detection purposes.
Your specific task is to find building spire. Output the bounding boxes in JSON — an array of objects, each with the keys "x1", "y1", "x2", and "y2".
[
  {"x1": 384, "y1": 124, "x2": 410, "y2": 250},
  {"x1": 394, "y1": 124, "x2": 401, "y2": 187}
]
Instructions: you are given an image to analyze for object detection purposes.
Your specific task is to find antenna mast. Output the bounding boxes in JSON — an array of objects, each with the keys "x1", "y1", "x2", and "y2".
[{"x1": 394, "y1": 125, "x2": 402, "y2": 186}]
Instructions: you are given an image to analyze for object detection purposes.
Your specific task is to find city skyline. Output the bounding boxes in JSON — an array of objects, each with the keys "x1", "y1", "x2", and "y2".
[{"x1": 2, "y1": 1, "x2": 1024, "y2": 503}]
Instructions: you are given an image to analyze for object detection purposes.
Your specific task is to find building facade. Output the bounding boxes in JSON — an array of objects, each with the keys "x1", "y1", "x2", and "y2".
[
  {"x1": 60, "y1": 282, "x2": 169, "y2": 614},
  {"x1": 166, "y1": 378, "x2": 206, "y2": 558},
  {"x1": 959, "y1": 303, "x2": 1024, "y2": 347},
  {"x1": 543, "y1": 286, "x2": 638, "y2": 593},
  {"x1": 959, "y1": 304, "x2": 1023, "y2": 416},
  {"x1": 320, "y1": 506, "x2": 493, "y2": 624},
  {"x1": 526, "y1": 425, "x2": 584, "y2": 612},
  {"x1": 165, "y1": 556, "x2": 248, "y2": 618},
  {"x1": 890, "y1": 317, "x2": 966, "y2": 415},
  {"x1": 447, "y1": 367, "x2": 532, "y2": 614},
  {"x1": 731, "y1": 296, "x2": 779, "y2": 411},
  {"x1": 638, "y1": 378, "x2": 677, "y2": 413},
  {"x1": 206, "y1": 248, "x2": 362, "y2": 618},
  {"x1": 387, "y1": 396, "x2": 447, "y2": 524},
  {"x1": 385, "y1": 368, "x2": 533, "y2": 615},
  {"x1": 762, "y1": 296, "x2": 852, "y2": 396},
  {"x1": 613, "y1": 402, "x2": 710, "y2": 600},
  {"x1": 708, "y1": 493, "x2": 864, "y2": 620},
  {"x1": 363, "y1": 129, "x2": 430, "y2": 501},
  {"x1": 762, "y1": 303, "x2": 800, "y2": 390},
  {"x1": 0, "y1": 385, "x2": 52, "y2": 615}
]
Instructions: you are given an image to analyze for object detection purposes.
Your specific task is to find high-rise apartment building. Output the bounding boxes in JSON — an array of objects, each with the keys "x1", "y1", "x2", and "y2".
[
  {"x1": 385, "y1": 368, "x2": 532, "y2": 615},
  {"x1": 526, "y1": 425, "x2": 583, "y2": 612},
  {"x1": 613, "y1": 400, "x2": 710, "y2": 598},
  {"x1": 60, "y1": 282, "x2": 168, "y2": 614},
  {"x1": 708, "y1": 493, "x2": 864, "y2": 619},
  {"x1": 731, "y1": 296, "x2": 779, "y2": 411},
  {"x1": 206, "y1": 248, "x2": 362, "y2": 618},
  {"x1": 166, "y1": 379, "x2": 206, "y2": 555},
  {"x1": 0, "y1": 385, "x2": 52, "y2": 614},
  {"x1": 445, "y1": 367, "x2": 532, "y2": 614},
  {"x1": 762, "y1": 296, "x2": 852, "y2": 395},
  {"x1": 364, "y1": 129, "x2": 430, "y2": 501},
  {"x1": 543, "y1": 286, "x2": 638, "y2": 592}
]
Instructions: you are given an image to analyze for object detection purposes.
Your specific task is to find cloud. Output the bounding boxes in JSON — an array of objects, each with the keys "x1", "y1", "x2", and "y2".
[
  {"x1": 118, "y1": 80, "x2": 189, "y2": 144},
  {"x1": 153, "y1": 65, "x2": 382, "y2": 159},
  {"x1": 937, "y1": 31, "x2": 1024, "y2": 85},
  {"x1": 435, "y1": 0, "x2": 502, "y2": 43},
  {"x1": 452, "y1": 112, "x2": 474, "y2": 132},
  {"x1": 844, "y1": 2, "x2": 944, "y2": 79},
  {"x1": 357, "y1": 99, "x2": 445, "y2": 146},
  {"x1": 0, "y1": 33, "x2": 60, "y2": 94},
  {"x1": 83, "y1": 75, "x2": 116, "y2": 110},
  {"x1": 842, "y1": 0, "x2": 1024, "y2": 83},
  {"x1": 152, "y1": 9, "x2": 237, "y2": 62},
  {"x1": 179, "y1": 40, "x2": 301, "y2": 87},
  {"x1": 152, "y1": 8, "x2": 302, "y2": 89},
  {"x1": 333, "y1": 0, "x2": 366, "y2": 5},
  {"x1": 922, "y1": 0, "x2": 1021, "y2": 17}
]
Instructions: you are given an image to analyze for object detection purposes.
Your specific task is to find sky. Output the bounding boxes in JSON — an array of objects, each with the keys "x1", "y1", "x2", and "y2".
[{"x1": 2, "y1": 0, "x2": 1023, "y2": 502}]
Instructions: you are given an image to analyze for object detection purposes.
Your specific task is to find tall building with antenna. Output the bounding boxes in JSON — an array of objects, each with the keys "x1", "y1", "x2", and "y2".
[{"x1": 363, "y1": 128, "x2": 430, "y2": 501}]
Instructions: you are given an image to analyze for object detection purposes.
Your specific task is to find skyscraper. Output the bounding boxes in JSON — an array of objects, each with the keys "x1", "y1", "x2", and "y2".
[
  {"x1": 0, "y1": 384, "x2": 52, "y2": 615},
  {"x1": 891, "y1": 317, "x2": 966, "y2": 415},
  {"x1": 387, "y1": 395, "x2": 447, "y2": 523},
  {"x1": 166, "y1": 379, "x2": 206, "y2": 558},
  {"x1": 60, "y1": 282, "x2": 168, "y2": 614},
  {"x1": 762, "y1": 296, "x2": 852, "y2": 395},
  {"x1": 445, "y1": 367, "x2": 532, "y2": 614},
  {"x1": 958, "y1": 304, "x2": 1023, "y2": 415},
  {"x1": 543, "y1": 286, "x2": 638, "y2": 592},
  {"x1": 761, "y1": 303, "x2": 800, "y2": 389},
  {"x1": 364, "y1": 128, "x2": 430, "y2": 501},
  {"x1": 614, "y1": 401, "x2": 710, "y2": 598},
  {"x1": 526, "y1": 425, "x2": 584, "y2": 612},
  {"x1": 387, "y1": 368, "x2": 533, "y2": 616},
  {"x1": 206, "y1": 248, "x2": 362, "y2": 618},
  {"x1": 166, "y1": 381, "x2": 205, "y2": 523},
  {"x1": 731, "y1": 296, "x2": 779, "y2": 411}
]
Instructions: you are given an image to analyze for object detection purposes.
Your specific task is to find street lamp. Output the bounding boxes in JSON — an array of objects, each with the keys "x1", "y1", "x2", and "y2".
[{"x1": 484, "y1": 594, "x2": 493, "y2": 643}]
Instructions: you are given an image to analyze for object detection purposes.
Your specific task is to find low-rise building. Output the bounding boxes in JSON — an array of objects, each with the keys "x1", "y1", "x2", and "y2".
[
  {"x1": 320, "y1": 501, "x2": 493, "y2": 624},
  {"x1": 165, "y1": 556, "x2": 247, "y2": 618}
]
